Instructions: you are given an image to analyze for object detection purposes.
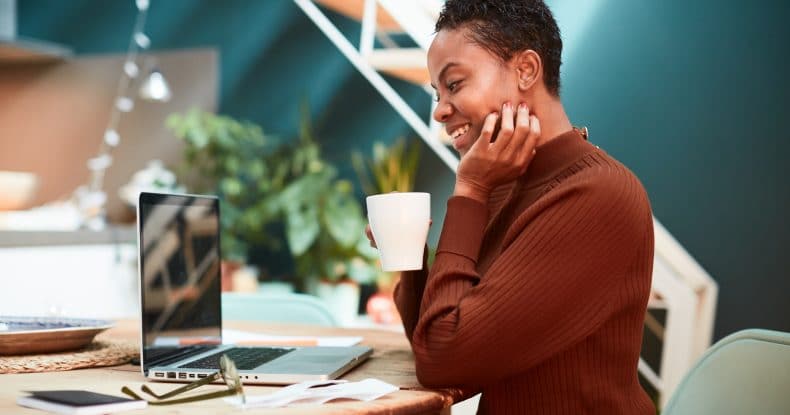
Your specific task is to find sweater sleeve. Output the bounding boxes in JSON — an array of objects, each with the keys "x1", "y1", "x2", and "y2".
[
  {"x1": 411, "y1": 173, "x2": 651, "y2": 387},
  {"x1": 393, "y1": 246, "x2": 429, "y2": 342}
]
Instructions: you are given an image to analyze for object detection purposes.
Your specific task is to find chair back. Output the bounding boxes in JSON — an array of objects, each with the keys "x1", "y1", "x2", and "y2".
[
  {"x1": 662, "y1": 328, "x2": 790, "y2": 415},
  {"x1": 221, "y1": 292, "x2": 338, "y2": 327}
]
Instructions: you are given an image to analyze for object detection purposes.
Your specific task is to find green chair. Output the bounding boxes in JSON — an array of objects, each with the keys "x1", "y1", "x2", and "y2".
[
  {"x1": 221, "y1": 292, "x2": 338, "y2": 327},
  {"x1": 662, "y1": 328, "x2": 790, "y2": 415}
]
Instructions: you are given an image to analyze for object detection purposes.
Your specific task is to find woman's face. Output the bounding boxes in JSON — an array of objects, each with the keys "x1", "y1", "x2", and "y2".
[{"x1": 428, "y1": 27, "x2": 522, "y2": 157}]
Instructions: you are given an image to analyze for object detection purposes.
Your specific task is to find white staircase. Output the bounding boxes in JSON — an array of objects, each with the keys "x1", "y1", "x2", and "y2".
[
  {"x1": 294, "y1": 0, "x2": 718, "y2": 408},
  {"x1": 294, "y1": 0, "x2": 457, "y2": 171}
]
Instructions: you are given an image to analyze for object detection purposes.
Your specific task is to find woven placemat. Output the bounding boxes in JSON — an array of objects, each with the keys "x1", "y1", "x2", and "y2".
[{"x1": 0, "y1": 340, "x2": 139, "y2": 374}]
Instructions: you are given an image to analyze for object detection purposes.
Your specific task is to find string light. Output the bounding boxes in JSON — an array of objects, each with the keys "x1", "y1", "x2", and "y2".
[
  {"x1": 80, "y1": 0, "x2": 151, "y2": 229},
  {"x1": 123, "y1": 61, "x2": 139, "y2": 77},
  {"x1": 134, "y1": 32, "x2": 151, "y2": 49},
  {"x1": 104, "y1": 130, "x2": 121, "y2": 147}
]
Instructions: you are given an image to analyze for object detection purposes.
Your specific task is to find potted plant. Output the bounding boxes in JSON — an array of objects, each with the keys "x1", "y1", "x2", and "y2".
[
  {"x1": 352, "y1": 137, "x2": 421, "y2": 199},
  {"x1": 352, "y1": 137, "x2": 422, "y2": 324},
  {"x1": 276, "y1": 111, "x2": 379, "y2": 325},
  {"x1": 166, "y1": 109, "x2": 291, "y2": 290},
  {"x1": 167, "y1": 107, "x2": 380, "y2": 324}
]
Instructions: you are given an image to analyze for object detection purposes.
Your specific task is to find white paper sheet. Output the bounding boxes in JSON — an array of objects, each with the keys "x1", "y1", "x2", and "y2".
[
  {"x1": 225, "y1": 378, "x2": 399, "y2": 409},
  {"x1": 221, "y1": 329, "x2": 362, "y2": 347}
]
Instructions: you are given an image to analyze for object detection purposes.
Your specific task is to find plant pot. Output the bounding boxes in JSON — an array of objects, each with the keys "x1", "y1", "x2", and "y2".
[
  {"x1": 231, "y1": 265, "x2": 259, "y2": 293},
  {"x1": 366, "y1": 291, "x2": 401, "y2": 325},
  {"x1": 366, "y1": 272, "x2": 401, "y2": 325},
  {"x1": 220, "y1": 260, "x2": 242, "y2": 292},
  {"x1": 312, "y1": 279, "x2": 360, "y2": 327}
]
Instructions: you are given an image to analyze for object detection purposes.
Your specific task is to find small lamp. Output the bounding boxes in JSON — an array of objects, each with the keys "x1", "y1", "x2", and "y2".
[{"x1": 138, "y1": 67, "x2": 172, "y2": 102}]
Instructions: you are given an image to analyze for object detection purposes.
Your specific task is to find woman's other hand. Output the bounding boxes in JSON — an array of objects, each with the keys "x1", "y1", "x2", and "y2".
[
  {"x1": 455, "y1": 102, "x2": 540, "y2": 203},
  {"x1": 365, "y1": 224, "x2": 377, "y2": 248}
]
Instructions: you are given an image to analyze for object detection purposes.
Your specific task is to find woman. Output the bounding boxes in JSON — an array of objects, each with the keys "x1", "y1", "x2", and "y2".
[{"x1": 367, "y1": 1, "x2": 655, "y2": 413}]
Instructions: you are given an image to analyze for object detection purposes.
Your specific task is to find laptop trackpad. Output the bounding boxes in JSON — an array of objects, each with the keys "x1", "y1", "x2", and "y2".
[{"x1": 259, "y1": 347, "x2": 366, "y2": 374}]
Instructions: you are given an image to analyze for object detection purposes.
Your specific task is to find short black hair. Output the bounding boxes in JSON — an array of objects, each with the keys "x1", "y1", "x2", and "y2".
[{"x1": 436, "y1": 0, "x2": 563, "y2": 96}]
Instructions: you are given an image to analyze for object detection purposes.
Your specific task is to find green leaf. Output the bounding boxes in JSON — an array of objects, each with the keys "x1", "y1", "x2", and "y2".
[
  {"x1": 323, "y1": 187, "x2": 364, "y2": 248},
  {"x1": 224, "y1": 157, "x2": 240, "y2": 175},
  {"x1": 221, "y1": 178, "x2": 243, "y2": 197},
  {"x1": 285, "y1": 203, "x2": 320, "y2": 256},
  {"x1": 248, "y1": 160, "x2": 265, "y2": 180},
  {"x1": 352, "y1": 151, "x2": 376, "y2": 195},
  {"x1": 190, "y1": 126, "x2": 209, "y2": 148},
  {"x1": 323, "y1": 258, "x2": 345, "y2": 280},
  {"x1": 351, "y1": 137, "x2": 422, "y2": 194},
  {"x1": 347, "y1": 257, "x2": 376, "y2": 284},
  {"x1": 279, "y1": 173, "x2": 324, "y2": 212},
  {"x1": 222, "y1": 235, "x2": 247, "y2": 263},
  {"x1": 404, "y1": 138, "x2": 421, "y2": 191}
]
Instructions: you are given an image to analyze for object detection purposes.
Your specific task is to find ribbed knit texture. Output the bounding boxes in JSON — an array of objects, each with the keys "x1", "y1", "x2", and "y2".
[{"x1": 395, "y1": 130, "x2": 655, "y2": 414}]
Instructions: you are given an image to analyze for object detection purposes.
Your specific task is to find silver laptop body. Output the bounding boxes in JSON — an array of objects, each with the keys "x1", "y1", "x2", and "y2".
[{"x1": 137, "y1": 192, "x2": 372, "y2": 385}]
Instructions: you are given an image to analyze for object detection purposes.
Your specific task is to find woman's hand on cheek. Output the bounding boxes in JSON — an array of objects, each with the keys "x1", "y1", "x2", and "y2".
[{"x1": 454, "y1": 102, "x2": 541, "y2": 203}]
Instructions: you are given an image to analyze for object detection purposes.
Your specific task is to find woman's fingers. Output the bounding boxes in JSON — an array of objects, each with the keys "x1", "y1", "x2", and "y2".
[
  {"x1": 518, "y1": 115, "x2": 541, "y2": 172},
  {"x1": 365, "y1": 224, "x2": 377, "y2": 248},
  {"x1": 457, "y1": 104, "x2": 541, "y2": 190},
  {"x1": 507, "y1": 103, "x2": 531, "y2": 152},
  {"x1": 495, "y1": 102, "x2": 515, "y2": 145},
  {"x1": 528, "y1": 114, "x2": 540, "y2": 147},
  {"x1": 467, "y1": 111, "x2": 499, "y2": 158},
  {"x1": 478, "y1": 111, "x2": 499, "y2": 144}
]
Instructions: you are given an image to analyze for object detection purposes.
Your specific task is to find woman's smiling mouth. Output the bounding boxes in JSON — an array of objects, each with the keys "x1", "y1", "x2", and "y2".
[{"x1": 449, "y1": 123, "x2": 471, "y2": 150}]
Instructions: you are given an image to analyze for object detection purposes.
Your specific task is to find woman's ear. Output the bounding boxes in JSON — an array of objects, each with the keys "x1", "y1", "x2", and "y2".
[{"x1": 515, "y1": 50, "x2": 542, "y2": 91}]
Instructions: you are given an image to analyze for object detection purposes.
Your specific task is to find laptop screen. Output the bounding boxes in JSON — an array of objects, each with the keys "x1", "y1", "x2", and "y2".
[{"x1": 138, "y1": 193, "x2": 222, "y2": 361}]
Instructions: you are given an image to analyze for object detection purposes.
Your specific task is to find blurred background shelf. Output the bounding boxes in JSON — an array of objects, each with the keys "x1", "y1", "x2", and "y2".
[{"x1": 0, "y1": 226, "x2": 135, "y2": 247}]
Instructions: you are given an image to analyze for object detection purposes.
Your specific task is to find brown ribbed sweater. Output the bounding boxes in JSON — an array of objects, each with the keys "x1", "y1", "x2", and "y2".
[{"x1": 394, "y1": 130, "x2": 655, "y2": 414}]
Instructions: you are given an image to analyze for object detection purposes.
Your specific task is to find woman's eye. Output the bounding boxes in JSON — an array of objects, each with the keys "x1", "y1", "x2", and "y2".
[{"x1": 434, "y1": 80, "x2": 461, "y2": 102}]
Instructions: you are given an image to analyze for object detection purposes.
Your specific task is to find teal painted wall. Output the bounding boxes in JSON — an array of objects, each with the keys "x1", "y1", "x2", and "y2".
[
  {"x1": 18, "y1": 0, "x2": 428, "y2": 171},
  {"x1": 548, "y1": 0, "x2": 790, "y2": 339},
  {"x1": 18, "y1": 0, "x2": 789, "y2": 339}
]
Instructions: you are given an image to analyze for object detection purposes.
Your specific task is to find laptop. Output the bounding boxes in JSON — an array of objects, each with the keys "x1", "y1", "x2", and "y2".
[{"x1": 137, "y1": 192, "x2": 372, "y2": 384}]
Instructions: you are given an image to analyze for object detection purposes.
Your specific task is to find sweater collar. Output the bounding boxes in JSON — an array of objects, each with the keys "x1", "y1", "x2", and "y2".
[{"x1": 523, "y1": 128, "x2": 592, "y2": 186}]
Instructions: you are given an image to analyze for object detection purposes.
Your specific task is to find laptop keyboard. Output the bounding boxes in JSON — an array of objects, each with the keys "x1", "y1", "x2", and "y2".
[
  {"x1": 145, "y1": 345, "x2": 215, "y2": 367},
  {"x1": 145, "y1": 347, "x2": 179, "y2": 362},
  {"x1": 179, "y1": 347, "x2": 294, "y2": 370}
]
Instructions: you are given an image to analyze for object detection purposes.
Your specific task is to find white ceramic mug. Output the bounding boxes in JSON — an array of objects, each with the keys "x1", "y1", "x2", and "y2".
[{"x1": 366, "y1": 192, "x2": 430, "y2": 271}]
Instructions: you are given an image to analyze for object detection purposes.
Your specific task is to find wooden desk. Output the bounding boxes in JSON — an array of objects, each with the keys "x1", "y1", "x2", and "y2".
[{"x1": 0, "y1": 321, "x2": 467, "y2": 414}]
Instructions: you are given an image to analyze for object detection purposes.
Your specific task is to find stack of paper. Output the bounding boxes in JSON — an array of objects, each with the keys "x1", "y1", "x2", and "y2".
[{"x1": 226, "y1": 378, "x2": 399, "y2": 409}]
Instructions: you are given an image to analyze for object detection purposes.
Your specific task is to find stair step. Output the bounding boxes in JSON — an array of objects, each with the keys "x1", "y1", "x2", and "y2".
[
  {"x1": 315, "y1": 0, "x2": 402, "y2": 31},
  {"x1": 367, "y1": 48, "x2": 429, "y2": 84}
]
